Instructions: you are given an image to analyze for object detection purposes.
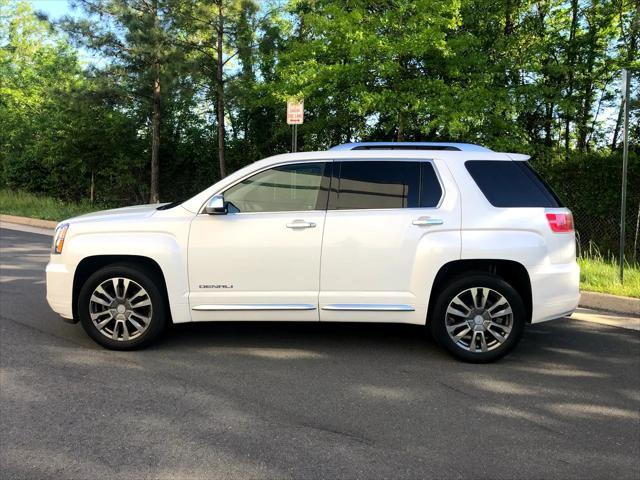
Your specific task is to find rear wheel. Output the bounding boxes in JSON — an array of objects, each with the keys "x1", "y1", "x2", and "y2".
[
  {"x1": 430, "y1": 273, "x2": 525, "y2": 363},
  {"x1": 78, "y1": 263, "x2": 167, "y2": 350}
]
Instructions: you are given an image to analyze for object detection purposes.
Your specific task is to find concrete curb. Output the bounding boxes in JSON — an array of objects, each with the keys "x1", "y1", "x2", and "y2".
[
  {"x1": 579, "y1": 291, "x2": 639, "y2": 317},
  {"x1": 0, "y1": 214, "x2": 58, "y2": 229}
]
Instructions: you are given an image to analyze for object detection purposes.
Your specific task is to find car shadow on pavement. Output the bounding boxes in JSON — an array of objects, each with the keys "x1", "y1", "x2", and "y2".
[{"x1": 6, "y1": 316, "x2": 636, "y2": 479}]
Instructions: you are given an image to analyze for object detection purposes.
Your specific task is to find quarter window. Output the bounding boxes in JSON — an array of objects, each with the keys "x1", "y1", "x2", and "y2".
[
  {"x1": 419, "y1": 162, "x2": 443, "y2": 208},
  {"x1": 329, "y1": 161, "x2": 442, "y2": 210},
  {"x1": 465, "y1": 160, "x2": 562, "y2": 208},
  {"x1": 224, "y1": 162, "x2": 329, "y2": 213}
]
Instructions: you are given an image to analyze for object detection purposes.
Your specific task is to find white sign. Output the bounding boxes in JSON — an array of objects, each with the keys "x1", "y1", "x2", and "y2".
[{"x1": 287, "y1": 100, "x2": 304, "y2": 124}]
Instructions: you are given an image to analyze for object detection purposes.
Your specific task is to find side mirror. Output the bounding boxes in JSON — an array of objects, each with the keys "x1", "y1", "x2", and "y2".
[{"x1": 205, "y1": 194, "x2": 227, "y2": 215}]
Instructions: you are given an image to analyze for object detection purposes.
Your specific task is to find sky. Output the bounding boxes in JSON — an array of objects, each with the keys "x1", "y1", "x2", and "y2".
[
  {"x1": 29, "y1": 0, "x2": 74, "y2": 19},
  {"x1": 27, "y1": 0, "x2": 104, "y2": 66}
]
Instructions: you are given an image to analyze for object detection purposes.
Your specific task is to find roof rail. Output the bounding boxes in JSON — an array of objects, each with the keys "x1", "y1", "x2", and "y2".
[{"x1": 328, "y1": 142, "x2": 492, "y2": 152}]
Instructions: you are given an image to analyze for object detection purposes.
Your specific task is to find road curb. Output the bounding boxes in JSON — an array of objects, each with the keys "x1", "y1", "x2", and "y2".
[
  {"x1": 0, "y1": 214, "x2": 58, "y2": 229},
  {"x1": 579, "y1": 291, "x2": 639, "y2": 317}
]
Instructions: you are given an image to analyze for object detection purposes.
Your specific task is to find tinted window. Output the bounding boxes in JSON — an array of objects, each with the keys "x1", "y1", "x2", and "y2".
[
  {"x1": 420, "y1": 162, "x2": 443, "y2": 207},
  {"x1": 224, "y1": 162, "x2": 328, "y2": 213},
  {"x1": 465, "y1": 160, "x2": 562, "y2": 208},
  {"x1": 329, "y1": 161, "x2": 442, "y2": 210}
]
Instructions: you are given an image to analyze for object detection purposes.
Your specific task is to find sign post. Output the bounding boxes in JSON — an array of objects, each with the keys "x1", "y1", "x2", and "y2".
[
  {"x1": 619, "y1": 69, "x2": 630, "y2": 283},
  {"x1": 287, "y1": 100, "x2": 304, "y2": 152}
]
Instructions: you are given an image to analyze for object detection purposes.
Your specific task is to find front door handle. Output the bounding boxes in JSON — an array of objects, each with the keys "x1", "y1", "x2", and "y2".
[
  {"x1": 412, "y1": 216, "x2": 443, "y2": 226},
  {"x1": 286, "y1": 219, "x2": 316, "y2": 229}
]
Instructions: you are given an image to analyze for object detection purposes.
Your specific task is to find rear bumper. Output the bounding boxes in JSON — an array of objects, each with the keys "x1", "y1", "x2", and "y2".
[
  {"x1": 529, "y1": 262, "x2": 580, "y2": 323},
  {"x1": 45, "y1": 260, "x2": 75, "y2": 321}
]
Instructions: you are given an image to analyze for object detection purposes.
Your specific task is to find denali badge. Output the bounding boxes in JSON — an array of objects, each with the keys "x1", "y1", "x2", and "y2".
[{"x1": 199, "y1": 284, "x2": 234, "y2": 289}]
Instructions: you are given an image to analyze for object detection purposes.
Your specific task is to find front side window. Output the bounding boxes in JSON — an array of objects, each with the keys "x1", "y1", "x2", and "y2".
[
  {"x1": 224, "y1": 162, "x2": 329, "y2": 213},
  {"x1": 329, "y1": 161, "x2": 442, "y2": 210}
]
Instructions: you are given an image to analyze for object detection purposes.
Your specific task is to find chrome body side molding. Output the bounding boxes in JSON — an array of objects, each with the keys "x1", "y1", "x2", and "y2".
[
  {"x1": 321, "y1": 304, "x2": 415, "y2": 312},
  {"x1": 192, "y1": 304, "x2": 317, "y2": 311}
]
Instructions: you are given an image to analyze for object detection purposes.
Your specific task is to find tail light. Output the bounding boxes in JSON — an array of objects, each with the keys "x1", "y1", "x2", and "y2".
[{"x1": 546, "y1": 212, "x2": 574, "y2": 233}]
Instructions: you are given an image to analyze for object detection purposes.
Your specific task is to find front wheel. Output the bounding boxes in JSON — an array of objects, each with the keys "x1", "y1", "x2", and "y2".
[
  {"x1": 430, "y1": 274, "x2": 525, "y2": 363},
  {"x1": 78, "y1": 263, "x2": 167, "y2": 350}
]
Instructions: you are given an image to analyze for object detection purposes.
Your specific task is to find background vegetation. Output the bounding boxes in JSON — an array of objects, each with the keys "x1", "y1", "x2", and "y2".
[
  {"x1": 0, "y1": 0, "x2": 638, "y2": 261},
  {"x1": 578, "y1": 255, "x2": 639, "y2": 297},
  {"x1": 0, "y1": 188, "x2": 102, "y2": 220}
]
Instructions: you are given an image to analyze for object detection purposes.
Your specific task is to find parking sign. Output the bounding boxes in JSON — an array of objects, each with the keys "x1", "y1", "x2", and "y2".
[{"x1": 287, "y1": 100, "x2": 304, "y2": 124}]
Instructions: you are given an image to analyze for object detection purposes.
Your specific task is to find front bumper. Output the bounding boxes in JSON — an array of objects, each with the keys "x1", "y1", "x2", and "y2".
[
  {"x1": 45, "y1": 260, "x2": 75, "y2": 321},
  {"x1": 529, "y1": 261, "x2": 581, "y2": 323}
]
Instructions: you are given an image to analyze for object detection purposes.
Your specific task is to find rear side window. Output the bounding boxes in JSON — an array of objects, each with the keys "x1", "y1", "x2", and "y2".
[
  {"x1": 465, "y1": 160, "x2": 562, "y2": 208},
  {"x1": 329, "y1": 161, "x2": 442, "y2": 210}
]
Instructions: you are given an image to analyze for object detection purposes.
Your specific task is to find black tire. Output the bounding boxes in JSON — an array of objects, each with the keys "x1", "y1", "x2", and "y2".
[
  {"x1": 78, "y1": 263, "x2": 167, "y2": 350},
  {"x1": 429, "y1": 273, "x2": 525, "y2": 363}
]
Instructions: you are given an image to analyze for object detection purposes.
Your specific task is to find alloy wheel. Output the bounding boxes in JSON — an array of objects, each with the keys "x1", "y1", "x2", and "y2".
[
  {"x1": 89, "y1": 277, "x2": 153, "y2": 341},
  {"x1": 445, "y1": 287, "x2": 513, "y2": 353}
]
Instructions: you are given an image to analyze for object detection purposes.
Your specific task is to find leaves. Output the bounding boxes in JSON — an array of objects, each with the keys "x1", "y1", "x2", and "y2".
[{"x1": 0, "y1": 0, "x2": 637, "y2": 209}]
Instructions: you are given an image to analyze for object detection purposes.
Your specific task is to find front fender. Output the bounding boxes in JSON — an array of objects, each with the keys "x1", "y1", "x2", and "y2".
[{"x1": 65, "y1": 231, "x2": 191, "y2": 324}]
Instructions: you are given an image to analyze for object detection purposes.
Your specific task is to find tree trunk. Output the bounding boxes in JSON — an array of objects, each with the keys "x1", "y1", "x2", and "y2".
[
  {"x1": 397, "y1": 111, "x2": 406, "y2": 141},
  {"x1": 90, "y1": 171, "x2": 95, "y2": 204},
  {"x1": 586, "y1": 79, "x2": 610, "y2": 149},
  {"x1": 148, "y1": 0, "x2": 161, "y2": 203},
  {"x1": 564, "y1": 0, "x2": 579, "y2": 155},
  {"x1": 576, "y1": 82, "x2": 594, "y2": 153},
  {"x1": 611, "y1": 103, "x2": 624, "y2": 150},
  {"x1": 216, "y1": 0, "x2": 226, "y2": 179},
  {"x1": 543, "y1": 101, "x2": 554, "y2": 147},
  {"x1": 504, "y1": 0, "x2": 514, "y2": 35},
  {"x1": 150, "y1": 60, "x2": 161, "y2": 203},
  {"x1": 576, "y1": 2, "x2": 599, "y2": 153},
  {"x1": 612, "y1": 1, "x2": 639, "y2": 150}
]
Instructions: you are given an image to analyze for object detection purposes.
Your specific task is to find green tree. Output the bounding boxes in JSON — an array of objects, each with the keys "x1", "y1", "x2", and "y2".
[
  {"x1": 64, "y1": 0, "x2": 179, "y2": 202},
  {"x1": 0, "y1": 1, "x2": 83, "y2": 195},
  {"x1": 169, "y1": 0, "x2": 282, "y2": 178},
  {"x1": 276, "y1": 0, "x2": 462, "y2": 145}
]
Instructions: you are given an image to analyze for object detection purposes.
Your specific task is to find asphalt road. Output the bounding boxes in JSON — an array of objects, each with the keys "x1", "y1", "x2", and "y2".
[{"x1": 1, "y1": 227, "x2": 639, "y2": 480}]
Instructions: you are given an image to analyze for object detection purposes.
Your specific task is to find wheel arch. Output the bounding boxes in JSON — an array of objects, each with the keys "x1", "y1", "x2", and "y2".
[
  {"x1": 427, "y1": 259, "x2": 532, "y2": 324},
  {"x1": 72, "y1": 255, "x2": 171, "y2": 323}
]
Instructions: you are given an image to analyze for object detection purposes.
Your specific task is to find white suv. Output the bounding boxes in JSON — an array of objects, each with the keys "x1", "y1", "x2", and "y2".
[{"x1": 46, "y1": 142, "x2": 580, "y2": 362}]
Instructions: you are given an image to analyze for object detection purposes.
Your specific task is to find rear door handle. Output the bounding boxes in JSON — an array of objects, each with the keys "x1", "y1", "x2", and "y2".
[
  {"x1": 286, "y1": 220, "x2": 316, "y2": 229},
  {"x1": 412, "y1": 216, "x2": 443, "y2": 226}
]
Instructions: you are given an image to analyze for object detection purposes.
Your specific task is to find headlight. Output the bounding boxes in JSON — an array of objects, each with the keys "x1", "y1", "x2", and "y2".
[{"x1": 52, "y1": 224, "x2": 69, "y2": 254}]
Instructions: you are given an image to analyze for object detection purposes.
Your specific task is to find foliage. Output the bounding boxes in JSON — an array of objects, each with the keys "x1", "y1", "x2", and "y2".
[
  {"x1": 0, "y1": 188, "x2": 103, "y2": 221},
  {"x1": 578, "y1": 256, "x2": 640, "y2": 298},
  {"x1": 533, "y1": 149, "x2": 640, "y2": 261},
  {"x1": 0, "y1": 0, "x2": 638, "y2": 259},
  {"x1": 0, "y1": 1, "x2": 148, "y2": 203}
]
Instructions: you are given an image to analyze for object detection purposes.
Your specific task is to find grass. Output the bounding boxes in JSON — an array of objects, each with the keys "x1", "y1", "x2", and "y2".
[
  {"x1": 578, "y1": 256, "x2": 640, "y2": 298},
  {"x1": 2, "y1": 189, "x2": 639, "y2": 298},
  {"x1": 0, "y1": 189, "x2": 101, "y2": 222}
]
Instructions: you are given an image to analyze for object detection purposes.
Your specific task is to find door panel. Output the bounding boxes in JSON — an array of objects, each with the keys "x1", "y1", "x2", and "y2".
[
  {"x1": 189, "y1": 211, "x2": 325, "y2": 321},
  {"x1": 319, "y1": 159, "x2": 461, "y2": 324},
  {"x1": 188, "y1": 161, "x2": 330, "y2": 321}
]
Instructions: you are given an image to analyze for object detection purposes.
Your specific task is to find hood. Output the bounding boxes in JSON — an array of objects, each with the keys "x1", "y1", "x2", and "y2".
[{"x1": 65, "y1": 204, "x2": 162, "y2": 225}]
